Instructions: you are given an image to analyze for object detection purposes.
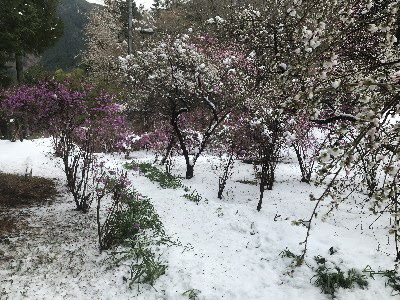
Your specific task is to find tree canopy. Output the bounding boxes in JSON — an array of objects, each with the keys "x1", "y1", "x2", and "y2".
[{"x1": 0, "y1": 0, "x2": 63, "y2": 85}]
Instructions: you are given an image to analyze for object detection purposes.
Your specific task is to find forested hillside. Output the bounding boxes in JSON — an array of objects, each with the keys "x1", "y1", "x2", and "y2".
[{"x1": 40, "y1": 0, "x2": 97, "y2": 70}]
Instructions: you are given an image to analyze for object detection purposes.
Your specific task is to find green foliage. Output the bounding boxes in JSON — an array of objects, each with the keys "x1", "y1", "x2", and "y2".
[
  {"x1": 101, "y1": 187, "x2": 164, "y2": 250},
  {"x1": 279, "y1": 248, "x2": 303, "y2": 267},
  {"x1": 100, "y1": 179, "x2": 168, "y2": 289},
  {"x1": 312, "y1": 256, "x2": 368, "y2": 298},
  {"x1": 124, "y1": 161, "x2": 208, "y2": 204},
  {"x1": 23, "y1": 65, "x2": 51, "y2": 85},
  {"x1": 183, "y1": 190, "x2": 203, "y2": 204},
  {"x1": 54, "y1": 68, "x2": 85, "y2": 85},
  {"x1": 124, "y1": 161, "x2": 183, "y2": 189},
  {"x1": 236, "y1": 179, "x2": 258, "y2": 186},
  {"x1": 0, "y1": 0, "x2": 63, "y2": 54},
  {"x1": 128, "y1": 241, "x2": 167, "y2": 287},
  {"x1": 183, "y1": 289, "x2": 201, "y2": 300},
  {"x1": 385, "y1": 270, "x2": 400, "y2": 295}
]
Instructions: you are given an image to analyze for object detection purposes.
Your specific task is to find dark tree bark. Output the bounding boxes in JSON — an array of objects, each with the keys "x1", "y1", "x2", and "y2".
[
  {"x1": 257, "y1": 163, "x2": 266, "y2": 211},
  {"x1": 170, "y1": 108, "x2": 193, "y2": 179},
  {"x1": 168, "y1": 94, "x2": 230, "y2": 179},
  {"x1": 265, "y1": 163, "x2": 275, "y2": 190},
  {"x1": 217, "y1": 151, "x2": 234, "y2": 199},
  {"x1": 161, "y1": 135, "x2": 175, "y2": 165},
  {"x1": 186, "y1": 164, "x2": 194, "y2": 179},
  {"x1": 0, "y1": 118, "x2": 7, "y2": 139},
  {"x1": 15, "y1": 53, "x2": 24, "y2": 84},
  {"x1": 293, "y1": 144, "x2": 312, "y2": 184},
  {"x1": 8, "y1": 120, "x2": 17, "y2": 142}
]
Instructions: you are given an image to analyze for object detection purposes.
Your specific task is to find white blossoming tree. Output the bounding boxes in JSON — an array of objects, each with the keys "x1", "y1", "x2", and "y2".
[
  {"x1": 120, "y1": 31, "x2": 248, "y2": 178},
  {"x1": 209, "y1": 0, "x2": 400, "y2": 261}
]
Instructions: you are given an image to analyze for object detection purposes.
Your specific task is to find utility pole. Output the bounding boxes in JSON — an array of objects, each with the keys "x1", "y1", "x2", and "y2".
[{"x1": 127, "y1": 0, "x2": 133, "y2": 55}]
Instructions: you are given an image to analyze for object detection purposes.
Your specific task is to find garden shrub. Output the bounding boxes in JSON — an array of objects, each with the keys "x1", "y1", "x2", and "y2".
[
  {"x1": 312, "y1": 256, "x2": 368, "y2": 297},
  {"x1": 1, "y1": 81, "x2": 129, "y2": 212},
  {"x1": 95, "y1": 169, "x2": 168, "y2": 288}
]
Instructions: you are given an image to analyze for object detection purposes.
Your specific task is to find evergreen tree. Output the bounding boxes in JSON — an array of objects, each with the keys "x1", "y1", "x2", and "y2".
[{"x1": 0, "y1": 0, "x2": 63, "y2": 84}]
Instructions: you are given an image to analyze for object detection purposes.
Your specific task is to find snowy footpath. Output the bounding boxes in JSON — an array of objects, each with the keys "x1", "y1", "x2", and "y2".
[{"x1": 0, "y1": 139, "x2": 398, "y2": 299}]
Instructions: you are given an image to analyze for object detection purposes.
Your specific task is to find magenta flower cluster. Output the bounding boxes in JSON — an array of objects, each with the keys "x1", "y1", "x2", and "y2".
[{"x1": 0, "y1": 82, "x2": 129, "y2": 151}]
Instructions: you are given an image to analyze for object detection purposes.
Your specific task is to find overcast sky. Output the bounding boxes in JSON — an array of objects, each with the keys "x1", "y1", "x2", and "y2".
[{"x1": 86, "y1": 0, "x2": 154, "y2": 9}]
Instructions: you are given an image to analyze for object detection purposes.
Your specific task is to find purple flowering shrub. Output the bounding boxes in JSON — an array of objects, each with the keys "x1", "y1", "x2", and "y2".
[
  {"x1": 131, "y1": 108, "x2": 227, "y2": 175},
  {"x1": 1, "y1": 82, "x2": 130, "y2": 212},
  {"x1": 131, "y1": 120, "x2": 172, "y2": 153},
  {"x1": 1, "y1": 82, "x2": 129, "y2": 149},
  {"x1": 48, "y1": 83, "x2": 128, "y2": 212},
  {"x1": 0, "y1": 83, "x2": 56, "y2": 141}
]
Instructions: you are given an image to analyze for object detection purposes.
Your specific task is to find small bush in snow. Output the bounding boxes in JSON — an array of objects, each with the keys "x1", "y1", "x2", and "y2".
[
  {"x1": 95, "y1": 169, "x2": 168, "y2": 288},
  {"x1": 312, "y1": 256, "x2": 368, "y2": 298},
  {"x1": 279, "y1": 248, "x2": 303, "y2": 267},
  {"x1": 182, "y1": 190, "x2": 205, "y2": 205},
  {"x1": 183, "y1": 289, "x2": 201, "y2": 300},
  {"x1": 127, "y1": 241, "x2": 167, "y2": 288},
  {"x1": 95, "y1": 169, "x2": 164, "y2": 250},
  {"x1": 1, "y1": 82, "x2": 129, "y2": 212}
]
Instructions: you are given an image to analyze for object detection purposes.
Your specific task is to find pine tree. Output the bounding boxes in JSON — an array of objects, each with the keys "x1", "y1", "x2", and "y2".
[{"x1": 0, "y1": 0, "x2": 63, "y2": 84}]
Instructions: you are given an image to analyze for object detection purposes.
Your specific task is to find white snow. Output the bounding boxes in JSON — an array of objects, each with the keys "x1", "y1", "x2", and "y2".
[
  {"x1": 368, "y1": 24, "x2": 379, "y2": 33},
  {"x1": 331, "y1": 79, "x2": 341, "y2": 89},
  {"x1": 85, "y1": 0, "x2": 154, "y2": 9},
  {"x1": 0, "y1": 139, "x2": 398, "y2": 299}
]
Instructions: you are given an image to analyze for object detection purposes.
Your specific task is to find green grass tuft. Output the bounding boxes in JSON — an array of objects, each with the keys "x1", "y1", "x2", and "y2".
[{"x1": 312, "y1": 256, "x2": 368, "y2": 298}]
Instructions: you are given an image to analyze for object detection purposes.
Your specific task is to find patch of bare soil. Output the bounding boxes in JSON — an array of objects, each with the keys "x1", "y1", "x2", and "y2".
[
  {"x1": 0, "y1": 173, "x2": 58, "y2": 239},
  {"x1": 0, "y1": 173, "x2": 58, "y2": 208},
  {"x1": 0, "y1": 215, "x2": 17, "y2": 237}
]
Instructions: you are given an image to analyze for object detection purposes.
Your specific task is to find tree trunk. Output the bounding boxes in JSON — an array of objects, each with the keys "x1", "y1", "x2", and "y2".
[
  {"x1": 266, "y1": 164, "x2": 275, "y2": 190},
  {"x1": 186, "y1": 163, "x2": 194, "y2": 179},
  {"x1": 16, "y1": 53, "x2": 24, "y2": 84},
  {"x1": 161, "y1": 136, "x2": 175, "y2": 165},
  {"x1": 257, "y1": 179, "x2": 265, "y2": 211},
  {"x1": 22, "y1": 118, "x2": 30, "y2": 140},
  {"x1": 257, "y1": 164, "x2": 266, "y2": 211},
  {"x1": 170, "y1": 111, "x2": 194, "y2": 179},
  {"x1": 294, "y1": 144, "x2": 311, "y2": 184},
  {"x1": 8, "y1": 120, "x2": 16, "y2": 142},
  {"x1": 0, "y1": 118, "x2": 7, "y2": 139},
  {"x1": 217, "y1": 152, "x2": 234, "y2": 199}
]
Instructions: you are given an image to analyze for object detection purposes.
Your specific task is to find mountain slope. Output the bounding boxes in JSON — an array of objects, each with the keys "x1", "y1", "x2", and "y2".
[{"x1": 40, "y1": 0, "x2": 97, "y2": 71}]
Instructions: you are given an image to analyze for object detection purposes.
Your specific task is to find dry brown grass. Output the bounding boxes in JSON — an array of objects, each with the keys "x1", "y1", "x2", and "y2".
[
  {"x1": 0, "y1": 173, "x2": 58, "y2": 237},
  {"x1": 0, "y1": 215, "x2": 19, "y2": 238},
  {"x1": 0, "y1": 173, "x2": 58, "y2": 208}
]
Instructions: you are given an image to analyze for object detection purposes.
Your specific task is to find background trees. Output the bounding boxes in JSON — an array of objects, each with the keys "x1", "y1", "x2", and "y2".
[
  {"x1": 40, "y1": 0, "x2": 95, "y2": 71},
  {"x1": 120, "y1": 32, "x2": 248, "y2": 178},
  {"x1": 0, "y1": 0, "x2": 63, "y2": 84},
  {"x1": 83, "y1": 0, "x2": 141, "y2": 93}
]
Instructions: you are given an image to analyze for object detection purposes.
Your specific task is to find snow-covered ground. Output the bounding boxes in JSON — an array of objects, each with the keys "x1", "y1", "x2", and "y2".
[
  {"x1": 85, "y1": 0, "x2": 154, "y2": 10},
  {"x1": 0, "y1": 139, "x2": 398, "y2": 299}
]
